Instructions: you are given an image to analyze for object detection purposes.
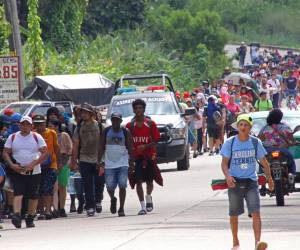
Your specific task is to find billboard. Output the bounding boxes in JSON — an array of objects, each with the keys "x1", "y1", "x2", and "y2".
[{"x1": 0, "y1": 56, "x2": 20, "y2": 109}]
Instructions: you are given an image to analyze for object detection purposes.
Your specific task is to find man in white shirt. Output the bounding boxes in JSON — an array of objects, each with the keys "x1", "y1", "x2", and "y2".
[
  {"x1": 267, "y1": 73, "x2": 281, "y2": 108},
  {"x1": 3, "y1": 116, "x2": 48, "y2": 229}
]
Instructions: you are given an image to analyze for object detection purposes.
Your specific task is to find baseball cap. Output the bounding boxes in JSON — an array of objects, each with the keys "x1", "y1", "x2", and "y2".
[
  {"x1": 231, "y1": 114, "x2": 253, "y2": 130},
  {"x1": 111, "y1": 112, "x2": 122, "y2": 120},
  {"x1": 32, "y1": 115, "x2": 46, "y2": 123},
  {"x1": 20, "y1": 116, "x2": 33, "y2": 125}
]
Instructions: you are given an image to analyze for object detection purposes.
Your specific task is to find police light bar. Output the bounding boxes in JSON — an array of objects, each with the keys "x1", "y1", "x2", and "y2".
[
  {"x1": 146, "y1": 85, "x2": 166, "y2": 91},
  {"x1": 117, "y1": 87, "x2": 137, "y2": 95}
]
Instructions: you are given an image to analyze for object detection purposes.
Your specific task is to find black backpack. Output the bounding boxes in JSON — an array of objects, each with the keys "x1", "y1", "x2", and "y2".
[{"x1": 103, "y1": 126, "x2": 130, "y2": 151}]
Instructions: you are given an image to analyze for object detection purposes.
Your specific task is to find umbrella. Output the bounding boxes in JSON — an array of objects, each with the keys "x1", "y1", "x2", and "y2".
[{"x1": 225, "y1": 72, "x2": 252, "y2": 86}]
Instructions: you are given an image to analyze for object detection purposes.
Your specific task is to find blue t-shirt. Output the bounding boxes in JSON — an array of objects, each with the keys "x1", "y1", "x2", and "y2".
[{"x1": 220, "y1": 136, "x2": 267, "y2": 181}]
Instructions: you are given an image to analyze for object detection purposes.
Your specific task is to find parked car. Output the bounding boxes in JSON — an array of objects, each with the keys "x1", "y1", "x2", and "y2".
[{"x1": 0, "y1": 101, "x2": 74, "y2": 118}]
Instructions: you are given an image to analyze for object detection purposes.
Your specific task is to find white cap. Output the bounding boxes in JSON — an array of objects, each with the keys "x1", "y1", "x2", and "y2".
[{"x1": 20, "y1": 115, "x2": 32, "y2": 124}]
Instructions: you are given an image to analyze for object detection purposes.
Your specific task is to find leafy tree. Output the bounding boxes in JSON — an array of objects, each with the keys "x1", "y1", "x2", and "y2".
[
  {"x1": 40, "y1": 0, "x2": 87, "y2": 51},
  {"x1": 82, "y1": 0, "x2": 147, "y2": 37},
  {"x1": 27, "y1": 0, "x2": 45, "y2": 76},
  {"x1": 0, "y1": 4, "x2": 11, "y2": 54}
]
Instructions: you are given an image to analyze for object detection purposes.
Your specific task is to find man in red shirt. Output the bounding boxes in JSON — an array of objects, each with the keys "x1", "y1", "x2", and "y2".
[{"x1": 126, "y1": 99, "x2": 160, "y2": 215}]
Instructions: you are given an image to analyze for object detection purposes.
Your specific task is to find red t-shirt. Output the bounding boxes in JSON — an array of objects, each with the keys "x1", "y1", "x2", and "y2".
[{"x1": 126, "y1": 119, "x2": 160, "y2": 158}]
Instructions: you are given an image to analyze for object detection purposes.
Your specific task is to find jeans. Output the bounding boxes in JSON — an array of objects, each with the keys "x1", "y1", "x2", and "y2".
[
  {"x1": 105, "y1": 167, "x2": 128, "y2": 191},
  {"x1": 197, "y1": 128, "x2": 203, "y2": 153},
  {"x1": 272, "y1": 93, "x2": 280, "y2": 108},
  {"x1": 265, "y1": 147, "x2": 296, "y2": 175},
  {"x1": 79, "y1": 162, "x2": 105, "y2": 210}
]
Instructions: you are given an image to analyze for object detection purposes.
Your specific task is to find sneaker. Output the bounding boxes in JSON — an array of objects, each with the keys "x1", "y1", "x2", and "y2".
[
  {"x1": 45, "y1": 213, "x2": 53, "y2": 220},
  {"x1": 209, "y1": 151, "x2": 214, "y2": 156},
  {"x1": 118, "y1": 209, "x2": 125, "y2": 217},
  {"x1": 51, "y1": 210, "x2": 59, "y2": 219},
  {"x1": 37, "y1": 213, "x2": 45, "y2": 220},
  {"x1": 215, "y1": 148, "x2": 220, "y2": 155},
  {"x1": 59, "y1": 209, "x2": 67, "y2": 218},
  {"x1": 11, "y1": 213, "x2": 22, "y2": 229},
  {"x1": 110, "y1": 197, "x2": 117, "y2": 214},
  {"x1": 70, "y1": 205, "x2": 76, "y2": 213},
  {"x1": 138, "y1": 209, "x2": 147, "y2": 215},
  {"x1": 77, "y1": 203, "x2": 84, "y2": 214},
  {"x1": 193, "y1": 152, "x2": 198, "y2": 158},
  {"x1": 87, "y1": 208, "x2": 95, "y2": 217},
  {"x1": 146, "y1": 196, "x2": 153, "y2": 212},
  {"x1": 95, "y1": 203, "x2": 102, "y2": 214},
  {"x1": 25, "y1": 215, "x2": 35, "y2": 228}
]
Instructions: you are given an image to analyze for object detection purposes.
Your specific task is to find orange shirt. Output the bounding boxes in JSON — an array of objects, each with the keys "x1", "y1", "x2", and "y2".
[{"x1": 36, "y1": 128, "x2": 59, "y2": 169}]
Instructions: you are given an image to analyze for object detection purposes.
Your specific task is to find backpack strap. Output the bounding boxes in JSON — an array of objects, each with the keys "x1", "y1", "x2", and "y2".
[
  {"x1": 122, "y1": 127, "x2": 130, "y2": 152},
  {"x1": 228, "y1": 135, "x2": 237, "y2": 169},
  {"x1": 250, "y1": 136, "x2": 258, "y2": 159},
  {"x1": 103, "y1": 126, "x2": 111, "y2": 147},
  {"x1": 32, "y1": 132, "x2": 39, "y2": 145}
]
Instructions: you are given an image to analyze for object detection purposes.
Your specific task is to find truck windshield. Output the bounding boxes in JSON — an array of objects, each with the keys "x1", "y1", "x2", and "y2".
[{"x1": 111, "y1": 96, "x2": 178, "y2": 118}]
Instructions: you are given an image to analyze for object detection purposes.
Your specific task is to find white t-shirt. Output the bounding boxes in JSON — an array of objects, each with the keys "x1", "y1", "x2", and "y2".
[
  {"x1": 267, "y1": 79, "x2": 280, "y2": 94},
  {"x1": 194, "y1": 109, "x2": 203, "y2": 129},
  {"x1": 5, "y1": 132, "x2": 47, "y2": 175}
]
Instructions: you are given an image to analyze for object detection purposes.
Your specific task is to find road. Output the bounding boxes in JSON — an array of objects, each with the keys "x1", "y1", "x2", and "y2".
[
  {"x1": 224, "y1": 44, "x2": 289, "y2": 68},
  {"x1": 1, "y1": 154, "x2": 300, "y2": 250}
]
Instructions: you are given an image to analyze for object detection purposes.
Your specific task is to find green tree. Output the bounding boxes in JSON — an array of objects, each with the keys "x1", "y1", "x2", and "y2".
[
  {"x1": 40, "y1": 0, "x2": 87, "y2": 51},
  {"x1": 27, "y1": 0, "x2": 45, "y2": 76},
  {"x1": 82, "y1": 0, "x2": 147, "y2": 37},
  {"x1": 0, "y1": 4, "x2": 11, "y2": 54}
]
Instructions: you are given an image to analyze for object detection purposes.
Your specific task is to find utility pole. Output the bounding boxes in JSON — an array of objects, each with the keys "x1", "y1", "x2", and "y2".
[{"x1": 4, "y1": 0, "x2": 26, "y2": 99}]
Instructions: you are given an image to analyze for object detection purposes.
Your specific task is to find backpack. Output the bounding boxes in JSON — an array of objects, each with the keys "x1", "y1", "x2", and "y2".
[
  {"x1": 257, "y1": 99, "x2": 271, "y2": 110},
  {"x1": 228, "y1": 135, "x2": 259, "y2": 168},
  {"x1": 103, "y1": 126, "x2": 130, "y2": 152},
  {"x1": 11, "y1": 132, "x2": 38, "y2": 144}
]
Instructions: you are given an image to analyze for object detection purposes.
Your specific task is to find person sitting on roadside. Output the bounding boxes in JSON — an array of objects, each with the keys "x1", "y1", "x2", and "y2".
[
  {"x1": 258, "y1": 109, "x2": 297, "y2": 177},
  {"x1": 254, "y1": 91, "x2": 273, "y2": 112}
]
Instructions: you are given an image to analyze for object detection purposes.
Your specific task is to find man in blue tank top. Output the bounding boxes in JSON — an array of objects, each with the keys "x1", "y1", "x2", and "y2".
[{"x1": 99, "y1": 112, "x2": 133, "y2": 217}]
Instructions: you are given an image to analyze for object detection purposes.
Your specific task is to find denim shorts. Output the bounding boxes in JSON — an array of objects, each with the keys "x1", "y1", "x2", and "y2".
[
  {"x1": 228, "y1": 178, "x2": 260, "y2": 216},
  {"x1": 105, "y1": 166, "x2": 128, "y2": 190},
  {"x1": 39, "y1": 168, "x2": 57, "y2": 196}
]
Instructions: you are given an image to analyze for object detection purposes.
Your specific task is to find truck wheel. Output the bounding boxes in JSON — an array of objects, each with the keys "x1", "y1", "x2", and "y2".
[
  {"x1": 177, "y1": 146, "x2": 190, "y2": 171},
  {"x1": 275, "y1": 179, "x2": 285, "y2": 206}
]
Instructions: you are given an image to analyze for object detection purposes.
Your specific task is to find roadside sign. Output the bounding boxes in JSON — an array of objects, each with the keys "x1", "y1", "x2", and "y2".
[{"x1": 0, "y1": 56, "x2": 20, "y2": 109}]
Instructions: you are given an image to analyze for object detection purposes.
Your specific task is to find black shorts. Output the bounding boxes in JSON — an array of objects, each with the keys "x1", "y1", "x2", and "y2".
[
  {"x1": 134, "y1": 158, "x2": 155, "y2": 183},
  {"x1": 207, "y1": 126, "x2": 221, "y2": 139},
  {"x1": 12, "y1": 173, "x2": 41, "y2": 199}
]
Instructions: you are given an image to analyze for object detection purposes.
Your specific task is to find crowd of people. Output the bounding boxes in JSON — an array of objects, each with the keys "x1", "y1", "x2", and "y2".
[
  {"x1": 174, "y1": 46, "x2": 300, "y2": 159},
  {"x1": 0, "y1": 99, "x2": 162, "y2": 230},
  {"x1": 0, "y1": 45, "x2": 299, "y2": 250}
]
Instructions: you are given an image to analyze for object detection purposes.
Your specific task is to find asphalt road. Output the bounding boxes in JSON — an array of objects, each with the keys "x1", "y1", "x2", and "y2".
[
  {"x1": 1, "y1": 154, "x2": 300, "y2": 250},
  {"x1": 224, "y1": 44, "x2": 289, "y2": 68}
]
